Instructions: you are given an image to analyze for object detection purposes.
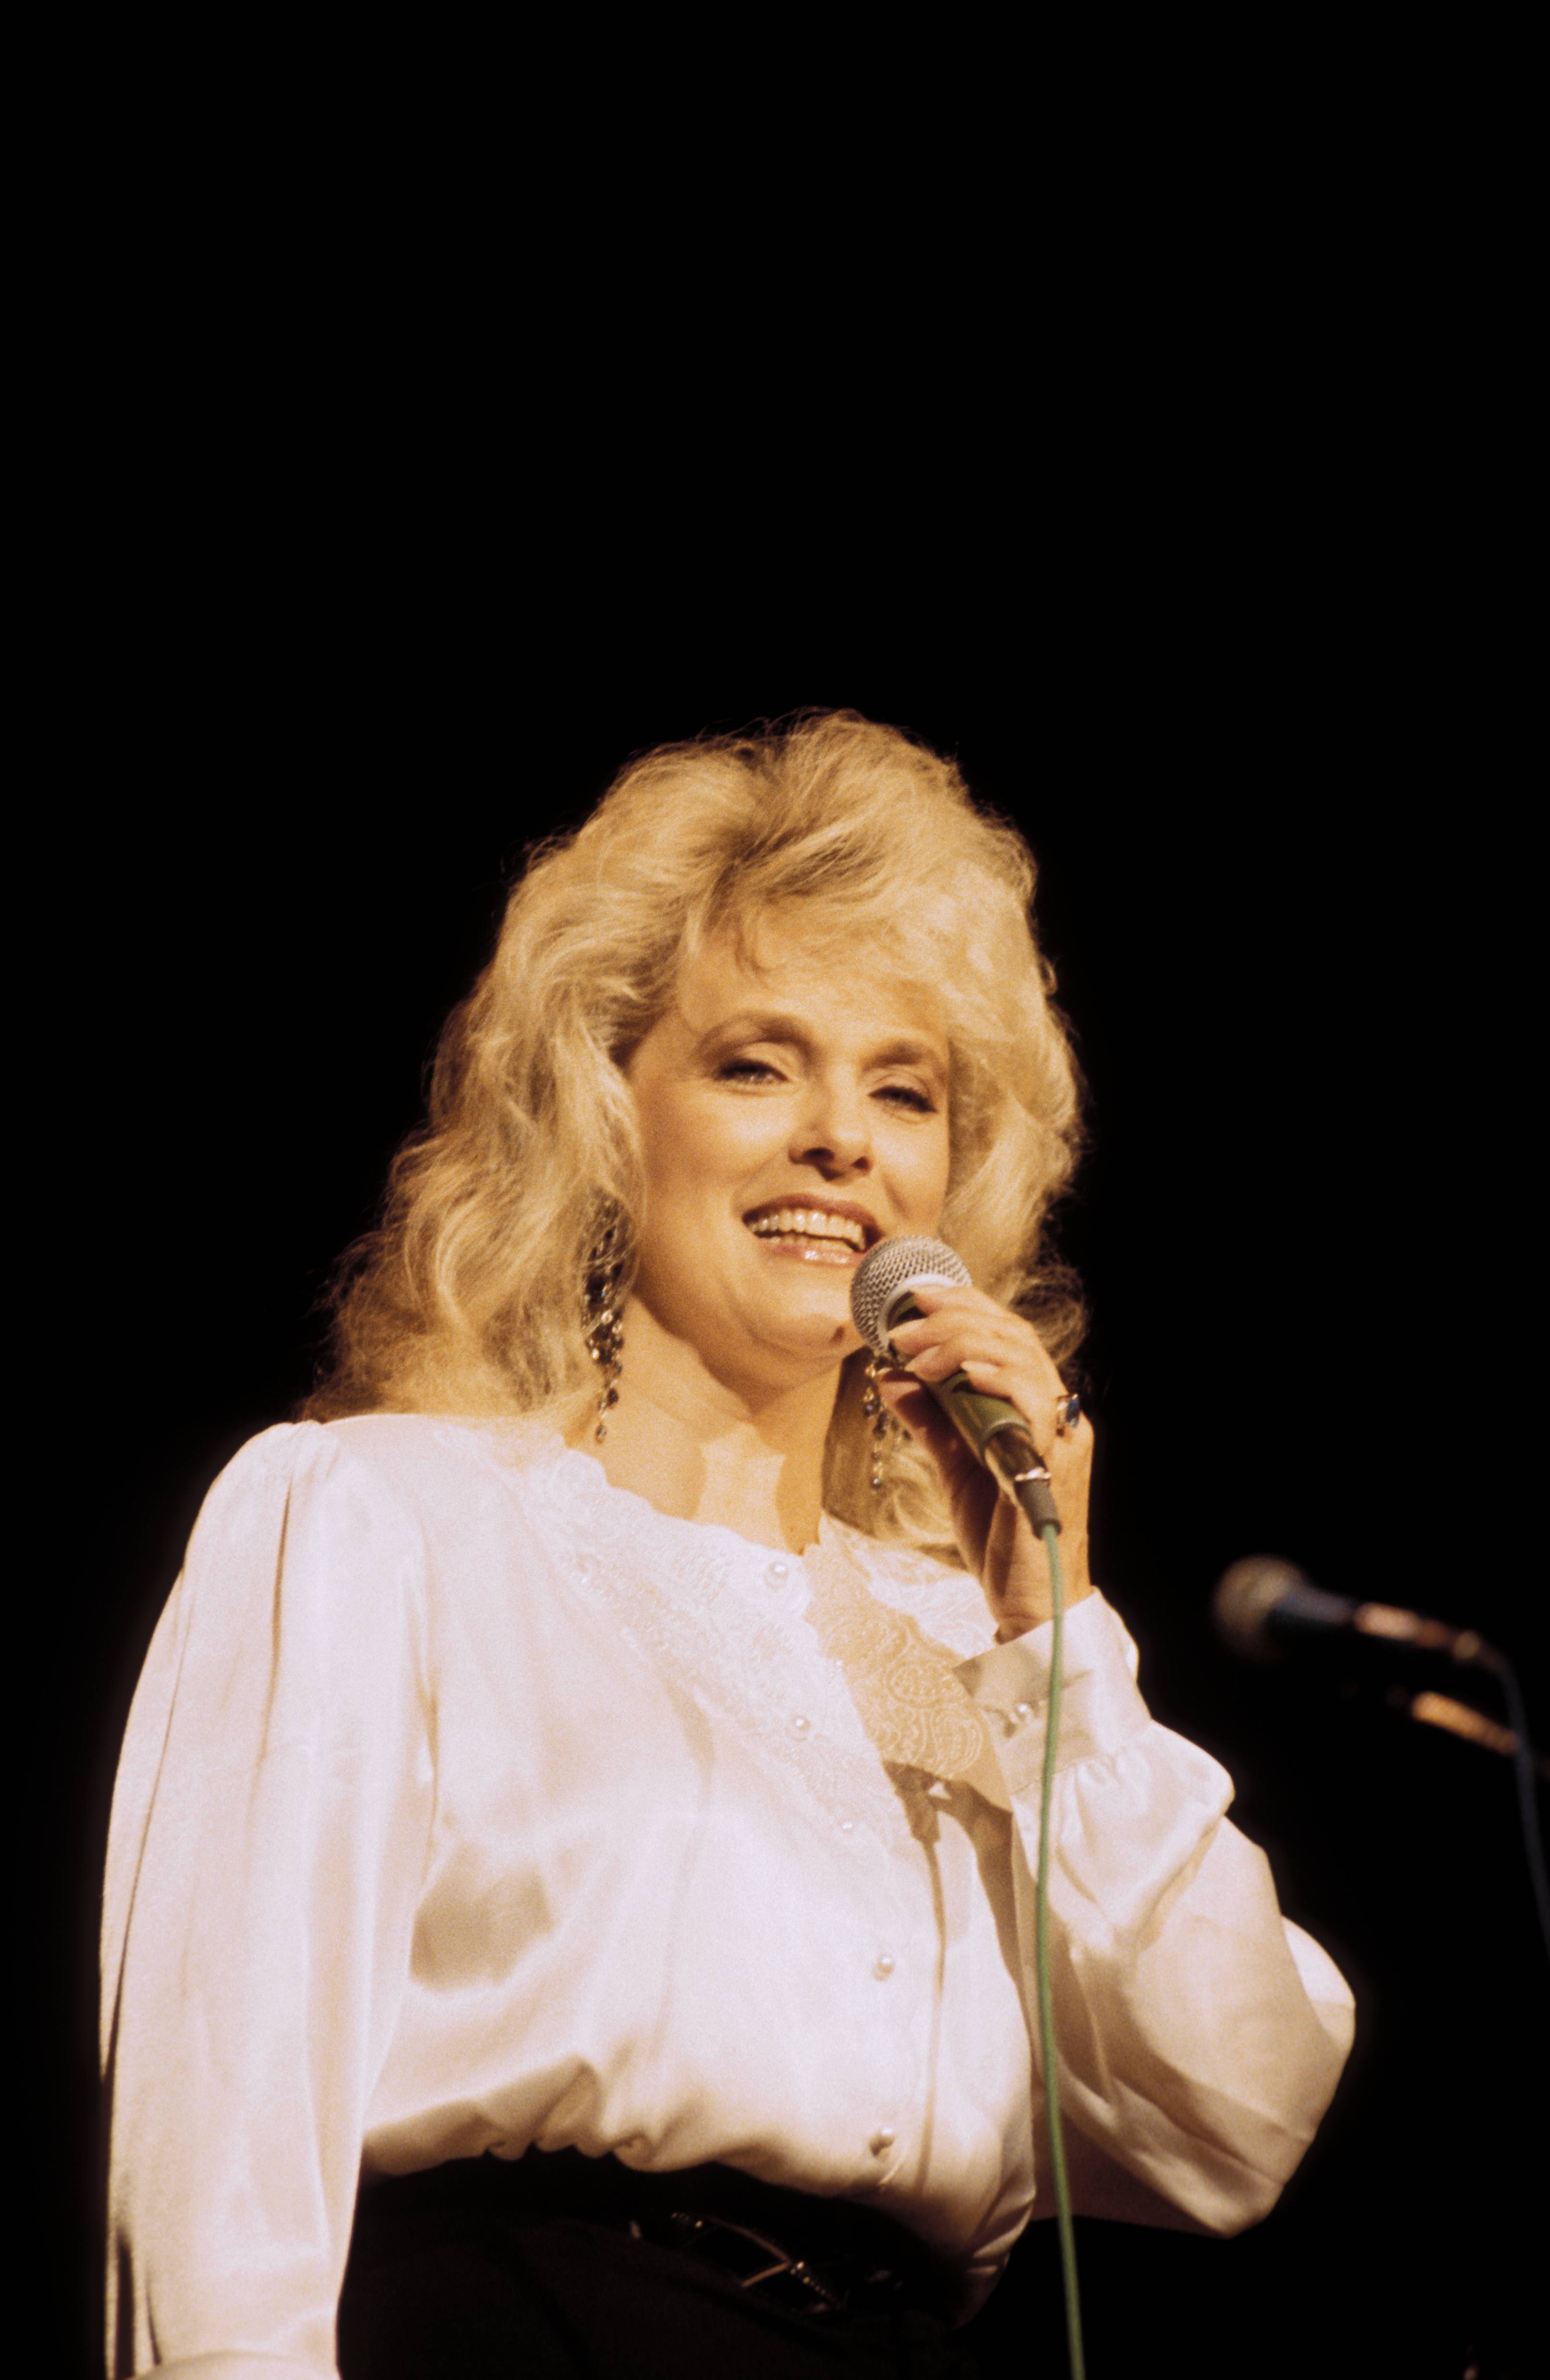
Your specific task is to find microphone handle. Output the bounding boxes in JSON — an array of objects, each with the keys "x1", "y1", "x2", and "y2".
[
  {"x1": 1267, "y1": 1580, "x2": 1362, "y2": 1639},
  {"x1": 1273, "y1": 1581, "x2": 1502, "y2": 1671},
  {"x1": 886, "y1": 1293, "x2": 1062, "y2": 1533}
]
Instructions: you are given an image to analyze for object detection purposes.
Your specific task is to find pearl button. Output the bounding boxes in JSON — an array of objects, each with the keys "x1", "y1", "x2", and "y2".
[
  {"x1": 788, "y1": 1714, "x2": 812, "y2": 1738},
  {"x1": 1012, "y1": 1702, "x2": 1034, "y2": 1726},
  {"x1": 869, "y1": 2129, "x2": 896, "y2": 2156},
  {"x1": 764, "y1": 1560, "x2": 790, "y2": 1587},
  {"x1": 873, "y1": 1954, "x2": 896, "y2": 1980},
  {"x1": 838, "y1": 1818, "x2": 855, "y2": 1835}
]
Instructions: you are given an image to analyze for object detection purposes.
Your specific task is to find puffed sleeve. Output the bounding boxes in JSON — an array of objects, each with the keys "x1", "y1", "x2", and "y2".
[
  {"x1": 958, "y1": 1592, "x2": 1354, "y2": 2235},
  {"x1": 100, "y1": 1424, "x2": 435, "y2": 2380}
]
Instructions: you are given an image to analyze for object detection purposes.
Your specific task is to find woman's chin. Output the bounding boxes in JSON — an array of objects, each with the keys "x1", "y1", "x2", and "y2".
[{"x1": 746, "y1": 1283, "x2": 861, "y2": 1365}]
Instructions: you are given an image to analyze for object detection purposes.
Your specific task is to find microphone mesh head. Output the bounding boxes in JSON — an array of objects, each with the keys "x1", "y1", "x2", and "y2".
[
  {"x1": 1211, "y1": 1557, "x2": 1311, "y2": 1661},
  {"x1": 850, "y1": 1236, "x2": 971, "y2": 1355}
]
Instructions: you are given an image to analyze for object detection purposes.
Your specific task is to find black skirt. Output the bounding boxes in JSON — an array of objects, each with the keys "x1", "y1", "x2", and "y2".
[{"x1": 337, "y1": 2146, "x2": 984, "y2": 2380}]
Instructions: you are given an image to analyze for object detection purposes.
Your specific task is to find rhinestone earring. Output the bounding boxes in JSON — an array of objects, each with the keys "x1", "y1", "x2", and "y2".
[
  {"x1": 583, "y1": 1231, "x2": 626, "y2": 1442},
  {"x1": 861, "y1": 1353, "x2": 892, "y2": 1495}
]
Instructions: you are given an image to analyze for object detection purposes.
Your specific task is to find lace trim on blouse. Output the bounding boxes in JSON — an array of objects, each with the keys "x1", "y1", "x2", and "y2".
[{"x1": 458, "y1": 1423, "x2": 1009, "y2": 1843}]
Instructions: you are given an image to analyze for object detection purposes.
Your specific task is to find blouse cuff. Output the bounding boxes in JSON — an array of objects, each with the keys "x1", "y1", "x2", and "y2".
[{"x1": 954, "y1": 1591, "x2": 1151, "y2": 1799}]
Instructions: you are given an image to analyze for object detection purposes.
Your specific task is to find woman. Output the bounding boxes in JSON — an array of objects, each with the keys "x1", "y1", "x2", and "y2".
[{"x1": 100, "y1": 712, "x2": 1354, "y2": 2379}]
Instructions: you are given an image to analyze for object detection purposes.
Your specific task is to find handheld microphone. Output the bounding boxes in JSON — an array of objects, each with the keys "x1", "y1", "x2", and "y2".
[
  {"x1": 1212, "y1": 1555, "x2": 1503, "y2": 1674},
  {"x1": 850, "y1": 1236, "x2": 1061, "y2": 1532}
]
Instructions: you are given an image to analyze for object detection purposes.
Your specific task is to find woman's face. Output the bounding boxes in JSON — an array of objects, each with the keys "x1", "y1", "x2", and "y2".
[{"x1": 624, "y1": 911, "x2": 953, "y2": 1394}]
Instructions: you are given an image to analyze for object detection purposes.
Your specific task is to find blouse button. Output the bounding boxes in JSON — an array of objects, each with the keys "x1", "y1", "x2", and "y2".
[
  {"x1": 764, "y1": 1559, "x2": 790, "y2": 1588},
  {"x1": 873, "y1": 1954, "x2": 896, "y2": 1980},
  {"x1": 838, "y1": 1818, "x2": 855, "y2": 1835},
  {"x1": 788, "y1": 1714, "x2": 812, "y2": 1738},
  {"x1": 1012, "y1": 1702, "x2": 1034, "y2": 1727},
  {"x1": 869, "y1": 2129, "x2": 896, "y2": 2156}
]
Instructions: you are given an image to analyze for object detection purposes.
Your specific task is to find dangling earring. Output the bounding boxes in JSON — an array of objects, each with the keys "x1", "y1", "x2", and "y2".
[
  {"x1": 583, "y1": 1229, "x2": 626, "y2": 1442},
  {"x1": 861, "y1": 1353, "x2": 891, "y2": 1495}
]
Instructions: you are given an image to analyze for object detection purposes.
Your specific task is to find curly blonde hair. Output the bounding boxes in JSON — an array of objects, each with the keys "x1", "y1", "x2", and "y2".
[{"x1": 303, "y1": 711, "x2": 1086, "y2": 1555}]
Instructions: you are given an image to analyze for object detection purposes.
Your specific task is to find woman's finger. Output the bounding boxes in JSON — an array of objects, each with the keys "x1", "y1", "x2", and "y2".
[
  {"x1": 890, "y1": 1313, "x2": 1044, "y2": 1364},
  {"x1": 889, "y1": 1296, "x2": 1063, "y2": 1392},
  {"x1": 903, "y1": 1338, "x2": 1032, "y2": 1386},
  {"x1": 894, "y1": 1326, "x2": 1063, "y2": 1415}
]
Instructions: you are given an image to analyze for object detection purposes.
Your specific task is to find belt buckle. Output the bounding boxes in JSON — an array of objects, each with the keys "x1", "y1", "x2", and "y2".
[{"x1": 664, "y1": 2210, "x2": 856, "y2": 2316}]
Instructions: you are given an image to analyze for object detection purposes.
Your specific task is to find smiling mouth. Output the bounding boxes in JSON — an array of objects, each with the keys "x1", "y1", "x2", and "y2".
[{"x1": 744, "y1": 1206, "x2": 873, "y2": 1266}]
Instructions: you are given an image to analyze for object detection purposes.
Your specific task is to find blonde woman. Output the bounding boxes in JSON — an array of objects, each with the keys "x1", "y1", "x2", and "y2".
[{"x1": 101, "y1": 714, "x2": 1354, "y2": 2379}]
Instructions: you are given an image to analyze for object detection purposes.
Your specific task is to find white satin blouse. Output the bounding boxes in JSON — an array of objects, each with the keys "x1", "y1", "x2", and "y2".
[{"x1": 100, "y1": 1414, "x2": 1354, "y2": 2379}]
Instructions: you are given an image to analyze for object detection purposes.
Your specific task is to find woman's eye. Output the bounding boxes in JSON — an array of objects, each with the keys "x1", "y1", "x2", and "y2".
[{"x1": 713, "y1": 1061, "x2": 934, "y2": 1110}]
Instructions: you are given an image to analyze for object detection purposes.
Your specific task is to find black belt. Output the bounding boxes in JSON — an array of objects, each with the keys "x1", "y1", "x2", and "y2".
[{"x1": 349, "y1": 2145, "x2": 959, "y2": 2324}]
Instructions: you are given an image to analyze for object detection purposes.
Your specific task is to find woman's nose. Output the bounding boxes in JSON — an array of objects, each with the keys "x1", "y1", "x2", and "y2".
[{"x1": 790, "y1": 1079, "x2": 873, "y2": 1175}]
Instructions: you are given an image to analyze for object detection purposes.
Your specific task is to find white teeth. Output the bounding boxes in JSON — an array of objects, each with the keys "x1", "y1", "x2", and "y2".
[{"x1": 747, "y1": 1207, "x2": 866, "y2": 1249}]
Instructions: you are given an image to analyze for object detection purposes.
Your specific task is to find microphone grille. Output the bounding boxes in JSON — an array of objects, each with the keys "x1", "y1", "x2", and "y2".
[
  {"x1": 1211, "y1": 1556, "x2": 1312, "y2": 1662},
  {"x1": 850, "y1": 1235, "x2": 971, "y2": 1355}
]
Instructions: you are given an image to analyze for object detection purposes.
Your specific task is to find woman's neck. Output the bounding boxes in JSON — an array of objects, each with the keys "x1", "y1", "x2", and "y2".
[{"x1": 571, "y1": 1299, "x2": 840, "y2": 1554}]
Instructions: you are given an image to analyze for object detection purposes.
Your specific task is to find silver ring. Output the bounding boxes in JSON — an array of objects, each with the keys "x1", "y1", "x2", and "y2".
[{"x1": 1054, "y1": 1392, "x2": 1082, "y2": 1436}]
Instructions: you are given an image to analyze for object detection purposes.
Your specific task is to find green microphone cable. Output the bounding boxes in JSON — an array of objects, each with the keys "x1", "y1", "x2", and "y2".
[
  {"x1": 847, "y1": 1236, "x2": 1089, "y2": 2370},
  {"x1": 1031, "y1": 1512, "x2": 1086, "y2": 2380},
  {"x1": 993, "y1": 1443, "x2": 1087, "y2": 2373}
]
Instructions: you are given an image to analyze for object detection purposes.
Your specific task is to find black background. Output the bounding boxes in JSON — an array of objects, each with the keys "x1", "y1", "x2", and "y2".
[{"x1": 36, "y1": 135, "x2": 1543, "y2": 2374}]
